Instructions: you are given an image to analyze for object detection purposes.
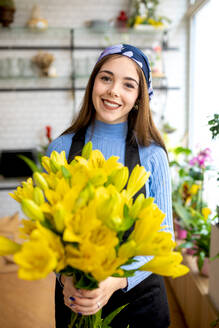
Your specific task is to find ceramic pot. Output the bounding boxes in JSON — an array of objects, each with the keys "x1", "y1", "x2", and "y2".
[
  {"x1": 0, "y1": 7, "x2": 15, "y2": 27},
  {"x1": 174, "y1": 220, "x2": 188, "y2": 240},
  {"x1": 178, "y1": 228, "x2": 187, "y2": 240},
  {"x1": 186, "y1": 248, "x2": 196, "y2": 255}
]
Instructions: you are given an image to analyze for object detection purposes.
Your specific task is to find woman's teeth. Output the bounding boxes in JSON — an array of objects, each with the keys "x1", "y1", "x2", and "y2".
[{"x1": 103, "y1": 100, "x2": 120, "y2": 108}]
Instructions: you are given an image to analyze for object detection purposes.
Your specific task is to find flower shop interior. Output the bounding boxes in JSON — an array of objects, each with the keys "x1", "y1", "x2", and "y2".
[{"x1": 0, "y1": 0, "x2": 219, "y2": 327}]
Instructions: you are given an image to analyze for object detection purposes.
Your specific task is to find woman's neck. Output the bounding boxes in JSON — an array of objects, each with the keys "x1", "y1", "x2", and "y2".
[{"x1": 87, "y1": 119, "x2": 128, "y2": 139}]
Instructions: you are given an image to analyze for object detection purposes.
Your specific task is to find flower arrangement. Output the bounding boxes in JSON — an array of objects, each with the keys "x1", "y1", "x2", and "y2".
[
  {"x1": 0, "y1": 142, "x2": 189, "y2": 327},
  {"x1": 128, "y1": 0, "x2": 171, "y2": 30},
  {"x1": 171, "y1": 147, "x2": 212, "y2": 224},
  {"x1": 170, "y1": 146, "x2": 219, "y2": 272}
]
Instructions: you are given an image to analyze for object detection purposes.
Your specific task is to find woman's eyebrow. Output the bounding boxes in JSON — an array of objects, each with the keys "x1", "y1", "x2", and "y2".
[{"x1": 98, "y1": 70, "x2": 139, "y2": 86}]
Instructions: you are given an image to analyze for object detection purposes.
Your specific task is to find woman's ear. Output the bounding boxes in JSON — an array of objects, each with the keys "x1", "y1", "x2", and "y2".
[{"x1": 134, "y1": 99, "x2": 139, "y2": 111}]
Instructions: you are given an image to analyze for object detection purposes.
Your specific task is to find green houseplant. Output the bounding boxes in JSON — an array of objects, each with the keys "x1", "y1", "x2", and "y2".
[
  {"x1": 0, "y1": 0, "x2": 16, "y2": 27},
  {"x1": 171, "y1": 145, "x2": 219, "y2": 274}
]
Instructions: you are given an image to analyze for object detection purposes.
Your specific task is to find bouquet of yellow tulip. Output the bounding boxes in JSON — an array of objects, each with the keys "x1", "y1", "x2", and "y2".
[{"x1": 0, "y1": 142, "x2": 189, "y2": 327}]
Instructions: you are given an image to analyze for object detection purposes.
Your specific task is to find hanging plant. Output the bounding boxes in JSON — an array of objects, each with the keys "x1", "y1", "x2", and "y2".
[{"x1": 208, "y1": 114, "x2": 219, "y2": 139}]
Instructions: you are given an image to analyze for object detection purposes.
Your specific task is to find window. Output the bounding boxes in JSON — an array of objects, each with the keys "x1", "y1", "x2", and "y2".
[{"x1": 189, "y1": 0, "x2": 219, "y2": 211}]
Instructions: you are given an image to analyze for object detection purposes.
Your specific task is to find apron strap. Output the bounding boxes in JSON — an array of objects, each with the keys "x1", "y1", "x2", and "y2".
[{"x1": 67, "y1": 125, "x2": 87, "y2": 164}]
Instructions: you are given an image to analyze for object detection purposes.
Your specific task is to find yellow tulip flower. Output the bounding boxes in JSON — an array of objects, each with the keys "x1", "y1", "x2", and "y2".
[
  {"x1": 0, "y1": 236, "x2": 21, "y2": 255},
  {"x1": 118, "y1": 240, "x2": 136, "y2": 259},
  {"x1": 33, "y1": 172, "x2": 48, "y2": 190},
  {"x1": 14, "y1": 240, "x2": 57, "y2": 280},
  {"x1": 42, "y1": 172, "x2": 59, "y2": 190},
  {"x1": 9, "y1": 178, "x2": 34, "y2": 203},
  {"x1": 130, "y1": 202, "x2": 165, "y2": 245},
  {"x1": 63, "y1": 200, "x2": 100, "y2": 243},
  {"x1": 41, "y1": 156, "x2": 51, "y2": 173},
  {"x1": 140, "y1": 252, "x2": 189, "y2": 278},
  {"x1": 126, "y1": 165, "x2": 150, "y2": 199},
  {"x1": 33, "y1": 187, "x2": 45, "y2": 206},
  {"x1": 108, "y1": 167, "x2": 129, "y2": 192},
  {"x1": 102, "y1": 156, "x2": 123, "y2": 175},
  {"x1": 189, "y1": 184, "x2": 200, "y2": 195},
  {"x1": 202, "y1": 207, "x2": 211, "y2": 220},
  {"x1": 135, "y1": 231, "x2": 176, "y2": 256},
  {"x1": 129, "y1": 193, "x2": 145, "y2": 219},
  {"x1": 21, "y1": 199, "x2": 44, "y2": 222},
  {"x1": 30, "y1": 222, "x2": 65, "y2": 272},
  {"x1": 88, "y1": 150, "x2": 105, "y2": 168},
  {"x1": 66, "y1": 223, "x2": 119, "y2": 281},
  {"x1": 91, "y1": 249, "x2": 127, "y2": 282},
  {"x1": 69, "y1": 163, "x2": 89, "y2": 188},
  {"x1": 81, "y1": 140, "x2": 92, "y2": 159},
  {"x1": 19, "y1": 219, "x2": 37, "y2": 239},
  {"x1": 95, "y1": 185, "x2": 123, "y2": 230},
  {"x1": 50, "y1": 151, "x2": 68, "y2": 171}
]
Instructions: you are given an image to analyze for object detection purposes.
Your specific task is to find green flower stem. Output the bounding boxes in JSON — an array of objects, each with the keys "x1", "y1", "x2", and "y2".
[
  {"x1": 68, "y1": 312, "x2": 78, "y2": 328},
  {"x1": 78, "y1": 316, "x2": 84, "y2": 328}
]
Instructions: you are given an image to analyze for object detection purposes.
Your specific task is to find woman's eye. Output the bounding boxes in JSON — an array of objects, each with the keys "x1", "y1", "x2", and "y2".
[
  {"x1": 125, "y1": 83, "x2": 135, "y2": 89},
  {"x1": 100, "y1": 76, "x2": 111, "y2": 82}
]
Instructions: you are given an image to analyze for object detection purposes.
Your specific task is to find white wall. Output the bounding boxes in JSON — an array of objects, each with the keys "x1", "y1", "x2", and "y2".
[{"x1": 0, "y1": 0, "x2": 188, "y2": 216}]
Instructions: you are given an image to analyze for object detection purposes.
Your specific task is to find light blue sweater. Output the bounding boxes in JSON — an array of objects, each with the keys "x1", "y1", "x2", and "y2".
[{"x1": 46, "y1": 120, "x2": 173, "y2": 292}]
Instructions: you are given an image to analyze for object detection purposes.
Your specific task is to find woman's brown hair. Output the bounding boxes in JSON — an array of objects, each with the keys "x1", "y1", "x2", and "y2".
[{"x1": 62, "y1": 54, "x2": 167, "y2": 153}]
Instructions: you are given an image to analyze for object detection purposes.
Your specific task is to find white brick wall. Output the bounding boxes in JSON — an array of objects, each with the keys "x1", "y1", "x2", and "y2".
[{"x1": 0, "y1": 0, "x2": 188, "y2": 216}]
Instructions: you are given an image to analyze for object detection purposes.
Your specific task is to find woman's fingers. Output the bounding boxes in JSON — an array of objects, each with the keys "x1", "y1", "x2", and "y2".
[
  {"x1": 62, "y1": 276, "x2": 126, "y2": 315},
  {"x1": 65, "y1": 292, "x2": 106, "y2": 315},
  {"x1": 64, "y1": 295, "x2": 78, "y2": 312},
  {"x1": 62, "y1": 275, "x2": 82, "y2": 299},
  {"x1": 69, "y1": 298, "x2": 103, "y2": 315}
]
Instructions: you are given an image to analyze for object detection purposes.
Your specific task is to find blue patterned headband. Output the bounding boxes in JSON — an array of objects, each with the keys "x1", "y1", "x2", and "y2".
[{"x1": 97, "y1": 44, "x2": 153, "y2": 101}]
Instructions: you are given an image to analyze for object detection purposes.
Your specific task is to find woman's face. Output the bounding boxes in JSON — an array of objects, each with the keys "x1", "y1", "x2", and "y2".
[{"x1": 92, "y1": 56, "x2": 139, "y2": 124}]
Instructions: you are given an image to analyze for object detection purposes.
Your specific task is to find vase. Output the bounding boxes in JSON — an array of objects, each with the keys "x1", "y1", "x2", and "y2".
[
  {"x1": 177, "y1": 228, "x2": 187, "y2": 240},
  {"x1": 186, "y1": 248, "x2": 196, "y2": 255},
  {"x1": 200, "y1": 257, "x2": 209, "y2": 277},
  {"x1": 173, "y1": 219, "x2": 187, "y2": 240}
]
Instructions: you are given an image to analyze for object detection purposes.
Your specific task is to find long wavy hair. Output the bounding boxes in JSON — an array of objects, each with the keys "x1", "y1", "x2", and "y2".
[{"x1": 62, "y1": 54, "x2": 167, "y2": 153}]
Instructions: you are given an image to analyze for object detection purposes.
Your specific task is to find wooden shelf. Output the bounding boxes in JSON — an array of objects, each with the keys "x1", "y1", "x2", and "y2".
[{"x1": 166, "y1": 254, "x2": 219, "y2": 328}]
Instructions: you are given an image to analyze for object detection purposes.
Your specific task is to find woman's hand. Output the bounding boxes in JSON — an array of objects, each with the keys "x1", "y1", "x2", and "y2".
[
  {"x1": 62, "y1": 275, "x2": 83, "y2": 312},
  {"x1": 62, "y1": 275, "x2": 127, "y2": 315}
]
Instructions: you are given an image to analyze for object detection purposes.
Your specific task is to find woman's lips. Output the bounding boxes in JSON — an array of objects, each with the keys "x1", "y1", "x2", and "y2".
[{"x1": 102, "y1": 99, "x2": 121, "y2": 110}]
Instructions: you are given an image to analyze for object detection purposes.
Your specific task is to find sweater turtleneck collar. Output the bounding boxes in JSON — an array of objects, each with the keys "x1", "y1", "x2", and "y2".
[{"x1": 87, "y1": 120, "x2": 128, "y2": 140}]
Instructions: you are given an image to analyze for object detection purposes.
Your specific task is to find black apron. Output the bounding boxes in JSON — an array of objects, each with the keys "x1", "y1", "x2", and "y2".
[{"x1": 55, "y1": 125, "x2": 170, "y2": 328}]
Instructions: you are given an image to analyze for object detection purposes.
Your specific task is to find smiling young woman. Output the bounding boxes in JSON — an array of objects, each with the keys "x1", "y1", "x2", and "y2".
[
  {"x1": 92, "y1": 56, "x2": 139, "y2": 124},
  {"x1": 47, "y1": 44, "x2": 173, "y2": 328}
]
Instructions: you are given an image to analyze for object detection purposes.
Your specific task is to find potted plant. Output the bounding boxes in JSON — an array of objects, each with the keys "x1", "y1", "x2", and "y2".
[
  {"x1": 178, "y1": 207, "x2": 219, "y2": 276},
  {"x1": 170, "y1": 146, "x2": 212, "y2": 237},
  {"x1": 128, "y1": 0, "x2": 171, "y2": 30},
  {"x1": 0, "y1": 0, "x2": 16, "y2": 27}
]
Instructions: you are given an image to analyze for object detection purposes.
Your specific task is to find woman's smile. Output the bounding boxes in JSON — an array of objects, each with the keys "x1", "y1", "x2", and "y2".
[{"x1": 101, "y1": 98, "x2": 122, "y2": 110}]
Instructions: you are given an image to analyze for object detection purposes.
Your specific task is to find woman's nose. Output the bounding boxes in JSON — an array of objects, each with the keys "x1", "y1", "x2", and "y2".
[{"x1": 107, "y1": 84, "x2": 119, "y2": 97}]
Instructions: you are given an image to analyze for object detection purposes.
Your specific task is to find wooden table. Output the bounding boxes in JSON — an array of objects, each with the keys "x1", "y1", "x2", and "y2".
[{"x1": 0, "y1": 271, "x2": 55, "y2": 328}]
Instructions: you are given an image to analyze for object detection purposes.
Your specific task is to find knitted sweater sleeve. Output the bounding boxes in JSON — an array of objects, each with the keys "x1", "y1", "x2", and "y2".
[{"x1": 122, "y1": 145, "x2": 174, "y2": 292}]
